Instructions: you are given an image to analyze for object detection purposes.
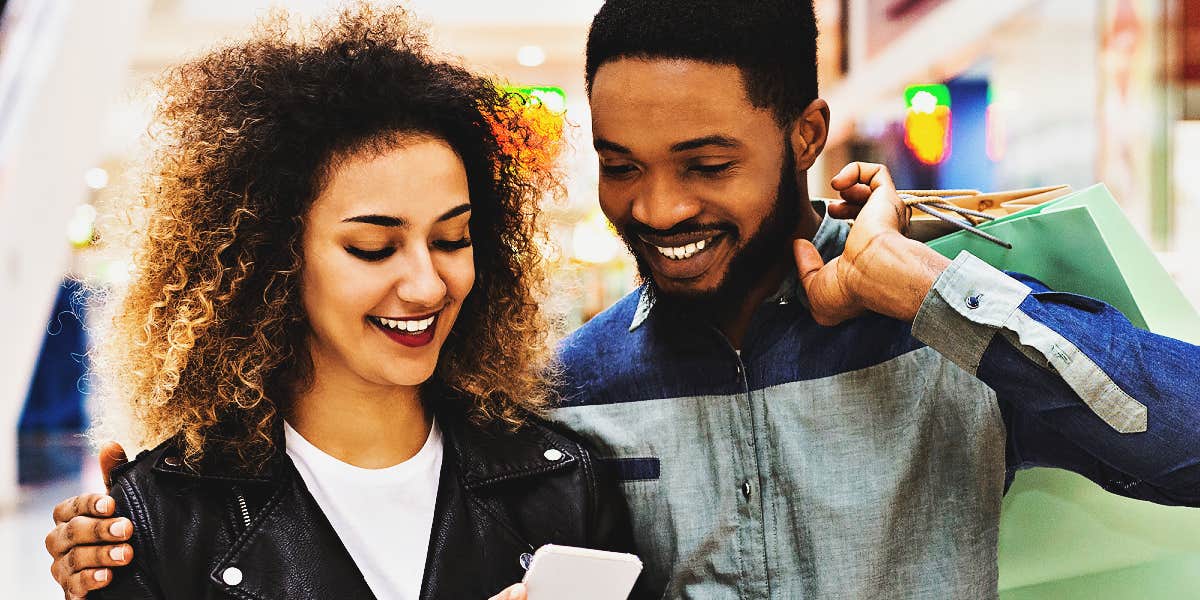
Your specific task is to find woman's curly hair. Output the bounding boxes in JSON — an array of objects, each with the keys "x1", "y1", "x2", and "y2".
[{"x1": 93, "y1": 3, "x2": 562, "y2": 467}]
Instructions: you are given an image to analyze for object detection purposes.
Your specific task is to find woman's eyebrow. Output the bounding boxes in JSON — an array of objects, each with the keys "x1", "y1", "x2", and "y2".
[
  {"x1": 436, "y1": 203, "x2": 472, "y2": 222},
  {"x1": 342, "y1": 203, "x2": 470, "y2": 227},
  {"x1": 342, "y1": 214, "x2": 406, "y2": 227}
]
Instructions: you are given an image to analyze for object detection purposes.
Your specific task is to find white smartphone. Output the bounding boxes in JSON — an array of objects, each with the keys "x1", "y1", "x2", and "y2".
[{"x1": 522, "y1": 544, "x2": 643, "y2": 600}]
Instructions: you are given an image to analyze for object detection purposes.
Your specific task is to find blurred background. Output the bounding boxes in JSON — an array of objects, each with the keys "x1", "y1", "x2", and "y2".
[{"x1": 2, "y1": 0, "x2": 1198, "y2": 597}]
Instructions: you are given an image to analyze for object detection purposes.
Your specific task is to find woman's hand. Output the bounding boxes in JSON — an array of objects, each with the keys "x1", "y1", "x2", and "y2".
[{"x1": 489, "y1": 582, "x2": 528, "y2": 600}]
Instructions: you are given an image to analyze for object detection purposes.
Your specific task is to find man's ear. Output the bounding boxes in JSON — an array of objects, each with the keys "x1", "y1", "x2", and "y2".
[{"x1": 788, "y1": 99, "x2": 830, "y2": 171}]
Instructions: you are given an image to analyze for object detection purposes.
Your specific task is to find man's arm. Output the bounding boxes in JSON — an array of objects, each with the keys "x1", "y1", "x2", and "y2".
[
  {"x1": 45, "y1": 443, "x2": 132, "y2": 598},
  {"x1": 912, "y1": 254, "x2": 1200, "y2": 504},
  {"x1": 796, "y1": 162, "x2": 1200, "y2": 506}
]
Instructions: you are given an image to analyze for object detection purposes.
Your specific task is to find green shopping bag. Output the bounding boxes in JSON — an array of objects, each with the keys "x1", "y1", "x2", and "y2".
[{"x1": 925, "y1": 184, "x2": 1200, "y2": 344}]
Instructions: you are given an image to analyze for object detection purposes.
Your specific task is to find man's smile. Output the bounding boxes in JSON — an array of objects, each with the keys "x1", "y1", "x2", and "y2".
[{"x1": 638, "y1": 232, "x2": 732, "y2": 281}]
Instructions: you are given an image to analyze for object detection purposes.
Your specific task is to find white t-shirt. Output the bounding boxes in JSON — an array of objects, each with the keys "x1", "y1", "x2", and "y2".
[{"x1": 284, "y1": 419, "x2": 443, "y2": 600}]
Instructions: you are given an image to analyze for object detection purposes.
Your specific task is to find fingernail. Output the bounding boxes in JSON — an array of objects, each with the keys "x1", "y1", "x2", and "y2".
[
  {"x1": 109, "y1": 520, "x2": 127, "y2": 537},
  {"x1": 96, "y1": 497, "x2": 112, "y2": 513},
  {"x1": 508, "y1": 585, "x2": 523, "y2": 599},
  {"x1": 109, "y1": 546, "x2": 125, "y2": 561},
  {"x1": 94, "y1": 569, "x2": 109, "y2": 582}
]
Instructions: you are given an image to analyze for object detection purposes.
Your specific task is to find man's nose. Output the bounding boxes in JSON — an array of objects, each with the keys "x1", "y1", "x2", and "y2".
[
  {"x1": 393, "y1": 247, "x2": 447, "y2": 308},
  {"x1": 630, "y1": 172, "x2": 702, "y2": 232}
]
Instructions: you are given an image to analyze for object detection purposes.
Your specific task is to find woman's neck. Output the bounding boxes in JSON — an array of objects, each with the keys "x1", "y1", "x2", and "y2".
[{"x1": 286, "y1": 371, "x2": 432, "y2": 469}]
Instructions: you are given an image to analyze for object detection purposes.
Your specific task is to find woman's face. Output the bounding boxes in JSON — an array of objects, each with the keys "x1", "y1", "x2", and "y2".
[{"x1": 300, "y1": 137, "x2": 475, "y2": 390}]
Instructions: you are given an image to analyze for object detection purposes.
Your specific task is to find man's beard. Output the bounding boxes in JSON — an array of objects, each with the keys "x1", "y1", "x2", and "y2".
[{"x1": 618, "y1": 146, "x2": 802, "y2": 321}]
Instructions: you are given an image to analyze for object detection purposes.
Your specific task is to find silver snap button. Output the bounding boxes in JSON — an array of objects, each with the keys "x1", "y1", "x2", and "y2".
[
  {"x1": 164, "y1": 456, "x2": 181, "y2": 467},
  {"x1": 543, "y1": 449, "x2": 563, "y2": 462},
  {"x1": 519, "y1": 552, "x2": 534, "y2": 570},
  {"x1": 222, "y1": 566, "x2": 243, "y2": 586},
  {"x1": 741, "y1": 480, "x2": 752, "y2": 500}
]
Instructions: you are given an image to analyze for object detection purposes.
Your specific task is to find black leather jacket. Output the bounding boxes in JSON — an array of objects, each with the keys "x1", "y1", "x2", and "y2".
[{"x1": 93, "y1": 413, "x2": 639, "y2": 599}]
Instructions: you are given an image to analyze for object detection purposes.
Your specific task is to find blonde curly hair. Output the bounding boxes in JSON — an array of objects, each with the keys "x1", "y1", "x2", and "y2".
[{"x1": 92, "y1": 3, "x2": 561, "y2": 468}]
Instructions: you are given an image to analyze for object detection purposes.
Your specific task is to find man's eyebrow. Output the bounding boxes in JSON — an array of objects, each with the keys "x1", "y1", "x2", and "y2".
[
  {"x1": 343, "y1": 214, "x2": 406, "y2": 227},
  {"x1": 670, "y1": 135, "x2": 741, "y2": 153},
  {"x1": 436, "y1": 203, "x2": 472, "y2": 222},
  {"x1": 594, "y1": 138, "x2": 633, "y2": 154}
]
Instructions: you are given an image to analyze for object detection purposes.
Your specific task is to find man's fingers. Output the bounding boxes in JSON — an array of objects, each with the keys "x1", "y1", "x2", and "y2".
[
  {"x1": 62, "y1": 544, "x2": 132, "y2": 574},
  {"x1": 52, "y1": 494, "x2": 112, "y2": 526},
  {"x1": 488, "y1": 583, "x2": 527, "y2": 600},
  {"x1": 827, "y1": 202, "x2": 864, "y2": 220},
  {"x1": 47, "y1": 517, "x2": 132, "y2": 556},
  {"x1": 794, "y1": 240, "x2": 861, "y2": 326},
  {"x1": 836, "y1": 183, "x2": 872, "y2": 205},
  {"x1": 99, "y1": 442, "x2": 128, "y2": 490},
  {"x1": 831, "y1": 162, "x2": 898, "y2": 194},
  {"x1": 63, "y1": 568, "x2": 111, "y2": 597}
]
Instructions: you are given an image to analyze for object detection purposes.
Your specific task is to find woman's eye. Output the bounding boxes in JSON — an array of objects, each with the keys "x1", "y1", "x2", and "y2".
[
  {"x1": 600, "y1": 163, "x2": 638, "y2": 178},
  {"x1": 345, "y1": 246, "x2": 395, "y2": 262},
  {"x1": 433, "y1": 238, "x2": 472, "y2": 251}
]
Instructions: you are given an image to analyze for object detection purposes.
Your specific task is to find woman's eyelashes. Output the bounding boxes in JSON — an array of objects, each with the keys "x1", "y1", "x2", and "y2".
[{"x1": 345, "y1": 238, "x2": 472, "y2": 262}]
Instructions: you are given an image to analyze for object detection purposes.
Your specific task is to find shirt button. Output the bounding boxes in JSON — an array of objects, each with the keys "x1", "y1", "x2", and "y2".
[
  {"x1": 966, "y1": 294, "x2": 982, "y2": 309},
  {"x1": 543, "y1": 449, "x2": 563, "y2": 462},
  {"x1": 222, "y1": 567, "x2": 243, "y2": 586},
  {"x1": 741, "y1": 480, "x2": 752, "y2": 500}
]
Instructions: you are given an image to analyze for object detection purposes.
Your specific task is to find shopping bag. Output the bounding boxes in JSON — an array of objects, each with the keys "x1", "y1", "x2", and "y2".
[
  {"x1": 923, "y1": 184, "x2": 1200, "y2": 344},
  {"x1": 903, "y1": 184, "x2": 1074, "y2": 241}
]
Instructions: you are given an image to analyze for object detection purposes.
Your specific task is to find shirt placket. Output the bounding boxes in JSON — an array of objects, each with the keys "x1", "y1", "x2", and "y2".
[{"x1": 716, "y1": 327, "x2": 772, "y2": 599}]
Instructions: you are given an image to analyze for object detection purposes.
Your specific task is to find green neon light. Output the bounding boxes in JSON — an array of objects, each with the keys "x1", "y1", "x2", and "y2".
[
  {"x1": 904, "y1": 84, "x2": 951, "y2": 110},
  {"x1": 504, "y1": 85, "x2": 567, "y2": 113}
]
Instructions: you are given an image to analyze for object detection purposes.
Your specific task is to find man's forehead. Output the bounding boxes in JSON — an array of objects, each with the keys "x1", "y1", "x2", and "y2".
[{"x1": 589, "y1": 57, "x2": 774, "y2": 150}]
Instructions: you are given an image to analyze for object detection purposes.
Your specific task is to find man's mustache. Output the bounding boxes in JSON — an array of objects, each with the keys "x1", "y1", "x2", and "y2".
[{"x1": 621, "y1": 219, "x2": 737, "y2": 238}]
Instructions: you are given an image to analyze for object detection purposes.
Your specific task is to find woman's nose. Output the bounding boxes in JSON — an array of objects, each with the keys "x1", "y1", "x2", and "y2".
[{"x1": 393, "y1": 248, "x2": 447, "y2": 308}]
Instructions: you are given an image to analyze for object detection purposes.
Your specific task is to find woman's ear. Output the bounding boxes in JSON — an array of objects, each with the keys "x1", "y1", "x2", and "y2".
[{"x1": 789, "y1": 99, "x2": 830, "y2": 171}]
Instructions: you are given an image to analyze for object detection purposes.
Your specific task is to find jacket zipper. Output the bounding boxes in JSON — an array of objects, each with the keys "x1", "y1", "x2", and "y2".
[{"x1": 234, "y1": 490, "x2": 252, "y2": 529}]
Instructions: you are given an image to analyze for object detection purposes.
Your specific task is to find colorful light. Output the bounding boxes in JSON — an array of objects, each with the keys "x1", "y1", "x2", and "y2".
[
  {"x1": 903, "y1": 84, "x2": 952, "y2": 165},
  {"x1": 491, "y1": 85, "x2": 568, "y2": 177}
]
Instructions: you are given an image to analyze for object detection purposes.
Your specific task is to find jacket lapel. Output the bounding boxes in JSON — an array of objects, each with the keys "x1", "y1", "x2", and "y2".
[{"x1": 208, "y1": 464, "x2": 378, "y2": 600}]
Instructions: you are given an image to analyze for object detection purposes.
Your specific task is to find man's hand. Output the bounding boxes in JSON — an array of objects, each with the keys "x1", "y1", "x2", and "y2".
[
  {"x1": 488, "y1": 582, "x2": 527, "y2": 600},
  {"x1": 794, "y1": 162, "x2": 951, "y2": 326},
  {"x1": 45, "y1": 442, "x2": 131, "y2": 599}
]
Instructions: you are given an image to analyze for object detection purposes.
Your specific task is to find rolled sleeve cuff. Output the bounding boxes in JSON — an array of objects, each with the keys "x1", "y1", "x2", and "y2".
[
  {"x1": 912, "y1": 250, "x2": 1147, "y2": 434},
  {"x1": 912, "y1": 251, "x2": 1032, "y2": 374}
]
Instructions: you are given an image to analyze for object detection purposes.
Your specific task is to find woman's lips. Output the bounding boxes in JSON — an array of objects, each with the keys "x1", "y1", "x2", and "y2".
[{"x1": 368, "y1": 314, "x2": 438, "y2": 348}]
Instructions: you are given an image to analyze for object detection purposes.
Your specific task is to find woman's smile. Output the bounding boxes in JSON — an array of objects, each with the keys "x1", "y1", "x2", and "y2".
[{"x1": 368, "y1": 312, "x2": 440, "y2": 348}]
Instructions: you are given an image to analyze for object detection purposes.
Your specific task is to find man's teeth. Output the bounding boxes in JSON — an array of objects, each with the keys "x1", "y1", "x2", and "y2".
[
  {"x1": 654, "y1": 237, "x2": 710, "y2": 260},
  {"x1": 374, "y1": 315, "x2": 436, "y2": 333}
]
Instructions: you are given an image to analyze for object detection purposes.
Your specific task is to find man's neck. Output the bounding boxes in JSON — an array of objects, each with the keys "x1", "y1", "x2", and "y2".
[{"x1": 715, "y1": 200, "x2": 823, "y2": 348}]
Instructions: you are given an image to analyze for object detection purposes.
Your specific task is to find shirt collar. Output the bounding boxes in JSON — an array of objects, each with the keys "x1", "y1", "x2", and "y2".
[{"x1": 628, "y1": 200, "x2": 848, "y2": 332}]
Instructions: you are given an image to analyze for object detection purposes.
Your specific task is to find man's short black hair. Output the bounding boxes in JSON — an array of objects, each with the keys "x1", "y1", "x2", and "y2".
[{"x1": 585, "y1": 0, "x2": 818, "y2": 124}]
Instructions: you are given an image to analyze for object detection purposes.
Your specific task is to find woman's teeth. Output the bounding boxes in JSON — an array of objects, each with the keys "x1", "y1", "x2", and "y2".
[
  {"x1": 373, "y1": 315, "x2": 436, "y2": 333},
  {"x1": 654, "y1": 237, "x2": 710, "y2": 260}
]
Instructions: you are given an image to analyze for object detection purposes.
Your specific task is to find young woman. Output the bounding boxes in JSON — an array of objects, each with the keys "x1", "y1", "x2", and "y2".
[{"x1": 45, "y1": 5, "x2": 633, "y2": 599}]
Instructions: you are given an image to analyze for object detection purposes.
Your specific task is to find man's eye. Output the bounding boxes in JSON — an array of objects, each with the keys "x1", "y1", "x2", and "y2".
[
  {"x1": 690, "y1": 162, "x2": 734, "y2": 175},
  {"x1": 345, "y1": 246, "x2": 395, "y2": 262},
  {"x1": 433, "y1": 238, "x2": 472, "y2": 251}
]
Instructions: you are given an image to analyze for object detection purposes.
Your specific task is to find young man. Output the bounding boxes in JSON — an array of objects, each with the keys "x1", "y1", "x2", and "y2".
[{"x1": 47, "y1": 1, "x2": 1200, "y2": 598}]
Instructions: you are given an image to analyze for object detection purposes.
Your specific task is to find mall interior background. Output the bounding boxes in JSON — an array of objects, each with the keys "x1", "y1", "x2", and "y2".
[{"x1": 2, "y1": 0, "x2": 1199, "y2": 597}]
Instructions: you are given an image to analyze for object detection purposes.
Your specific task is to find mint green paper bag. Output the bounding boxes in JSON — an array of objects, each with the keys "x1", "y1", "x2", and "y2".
[{"x1": 926, "y1": 184, "x2": 1200, "y2": 344}]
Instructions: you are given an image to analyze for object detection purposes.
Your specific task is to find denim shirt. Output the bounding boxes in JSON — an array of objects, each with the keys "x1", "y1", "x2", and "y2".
[{"x1": 549, "y1": 206, "x2": 1200, "y2": 599}]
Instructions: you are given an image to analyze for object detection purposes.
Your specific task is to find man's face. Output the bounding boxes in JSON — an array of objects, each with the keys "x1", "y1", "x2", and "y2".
[{"x1": 590, "y1": 58, "x2": 799, "y2": 315}]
